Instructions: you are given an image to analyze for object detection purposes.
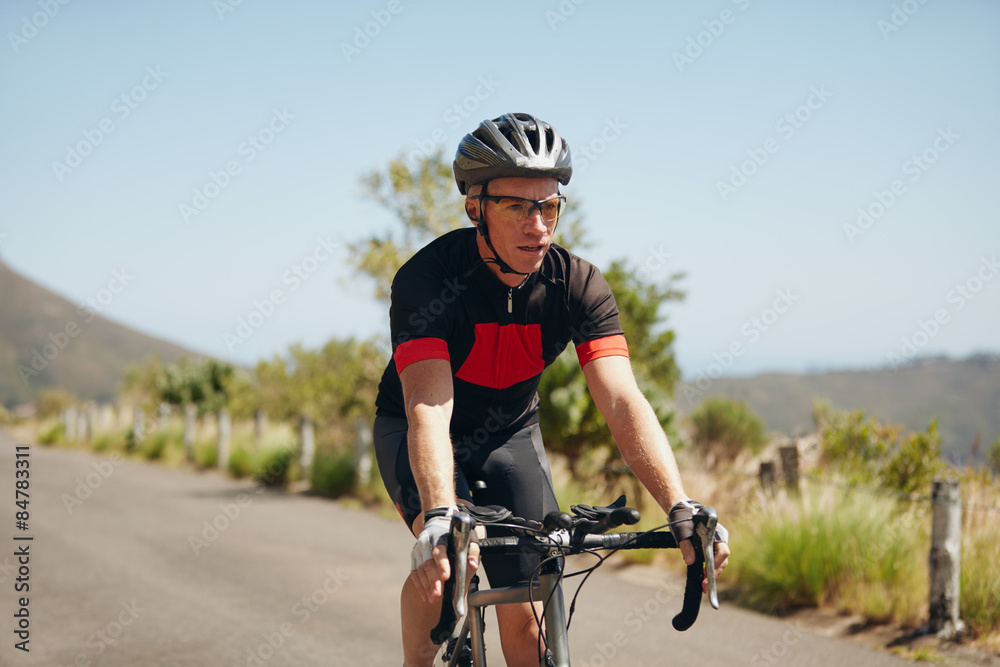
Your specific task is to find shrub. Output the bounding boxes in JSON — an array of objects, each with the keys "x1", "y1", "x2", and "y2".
[
  {"x1": 227, "y1": 440, "x2": 253, "y2": 478},
  {"x1": 38, "y1": 421, "x2": 65, "y2": 445},
  {"x1": 251, "y1": 440, "x2": 297, "y2": 489},
  {"x1": 821, "y1": 410, "x2": 944, "y2": 496},
  {"x1": 35, "y1": 389, "x2": 76, "y2": 419},
  {"x1": 92, "y1": 432, "x2": 122, "y2": 453},
  {"x1": 192, "y1": 439, "x2": 218, "y2": 468},
  {"x1": 136, "y1": 426, "x2": 180, "y2": 460},
  {"x1": 690, "y1": 397, "x2": 767, "y2": 468},
  {"x1": 310, "y1": 447, "x2": 356, "y2": 497}
]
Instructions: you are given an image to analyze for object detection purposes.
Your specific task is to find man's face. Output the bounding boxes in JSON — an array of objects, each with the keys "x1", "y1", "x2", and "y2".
[{"x1": 467, "y1": 176, "x2": 561, "y2": 280}]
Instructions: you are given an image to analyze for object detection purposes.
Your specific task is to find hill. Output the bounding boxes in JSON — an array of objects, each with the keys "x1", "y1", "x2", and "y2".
[
  {"x1": 0, "y1": 259, "x2": 201, "y2": 406},
  {"x1": 675, "y1": 354, "x2": 1000, "y2": 465}
]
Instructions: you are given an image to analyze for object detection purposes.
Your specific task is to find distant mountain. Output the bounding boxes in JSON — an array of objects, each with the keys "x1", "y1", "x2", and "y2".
[
  {"x1": 0, "y1": 259, "x2": 201, "y2": 406},
  {"x1": 675, "y1": 354, "x2": 1000, "y2": 465}
]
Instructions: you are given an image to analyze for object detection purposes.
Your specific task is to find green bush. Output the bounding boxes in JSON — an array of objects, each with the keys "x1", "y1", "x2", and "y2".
[
  {"x1": 192, "y1": 439, "x2": 218, "y2": 468},
  {"x1": 227, "y1": 440, "x2": 253, "y2": 478},
  {"x1": 92, "y1": 432, "x2": 122, "y2": 453},
  {"x1": 251, "y1": 441, "x2": 297, "y2": 489},
  {"x1": 38, "y1": 421, "x2": 65, "y2": 445},
  {"x1": 821, "y1": 411, "x2": 944, "y2": 496},
  {"x1": 136, "y1": 427, "x2": 179, "y2": 460},
  {"x1": 690, "y1": 397, "x2": 767, "y2": 467},
  {"x1": 729, "y1": 489, "x2": 927, "y2": 626},
  {"x1": 310, "y1": 447, "x2": 356, "y2": 497}
]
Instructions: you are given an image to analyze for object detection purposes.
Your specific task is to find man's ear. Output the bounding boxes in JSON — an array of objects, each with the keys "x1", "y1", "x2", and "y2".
[{"x1": 465, "y1": 197, "x2": 480, "y2": 223}]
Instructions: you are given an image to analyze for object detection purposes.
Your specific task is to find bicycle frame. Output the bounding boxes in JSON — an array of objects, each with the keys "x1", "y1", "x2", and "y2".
[{"x1": 443, "y1": 552, "x2": 570, "y2": 667}]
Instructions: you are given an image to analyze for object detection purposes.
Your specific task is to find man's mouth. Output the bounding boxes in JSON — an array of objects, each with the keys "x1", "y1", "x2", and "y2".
[{"x1": 518, "y1": 244, "x2": 546, "y2": 255}]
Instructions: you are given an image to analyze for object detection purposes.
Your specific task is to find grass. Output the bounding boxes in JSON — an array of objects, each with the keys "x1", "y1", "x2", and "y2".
[
  {"x1": 727, "y1": 487, "x2": 928, "y2": 627},
  {"x1": 961, "y1": 511, "x2": 1000, "y2": 638}
]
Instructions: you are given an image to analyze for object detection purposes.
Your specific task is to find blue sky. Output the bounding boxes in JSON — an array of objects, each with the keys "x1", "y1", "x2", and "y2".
[{"x1": 2, "y1": 0, "x2": 998, "y2": 381}]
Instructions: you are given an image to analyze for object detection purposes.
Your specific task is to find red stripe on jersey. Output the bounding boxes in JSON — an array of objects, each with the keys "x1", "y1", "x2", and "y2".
[
  {"x1": 456, "y1": 323, "x2": 544, "y2": 389},
  {"x1": 394, "y1": 338, "x2": 450, "y2": 373},
  {"x1": 576, "y1": 335, "x2": 629, "y2": 367}
]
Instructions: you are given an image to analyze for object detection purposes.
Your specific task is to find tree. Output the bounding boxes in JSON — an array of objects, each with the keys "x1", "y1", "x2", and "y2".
[
  {"x1": 348, "y1": 151, "x2": 466, "y2": 301},
  {"x1": 156, "y1": 358, "x2": 235, "y2": 416},
  {"x1": 253, "y1": 339, "x2": 385, "y2": 427},
  {"x1": 689, "y1": 396, "x2": 768, "y2": 469}
]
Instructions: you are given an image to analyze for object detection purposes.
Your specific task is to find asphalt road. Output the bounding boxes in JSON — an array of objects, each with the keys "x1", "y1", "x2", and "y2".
[{"x1": 0, "y1": 431, "x2": 914, "y2": 667}]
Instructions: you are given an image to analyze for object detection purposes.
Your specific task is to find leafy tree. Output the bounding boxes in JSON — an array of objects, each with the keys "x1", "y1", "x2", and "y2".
[
  {"x1": 689, "y1": 396, "x2": 768, "y2": 469},
  {"x1": 157, "y1": 358, "x2": 234, "y2": 415},
  {"x1": 348, "y1": 151, "x2": 466, "y2": 301},
  {"x1": 253, "y1": 339, "x2": 385, "y2": 426}
]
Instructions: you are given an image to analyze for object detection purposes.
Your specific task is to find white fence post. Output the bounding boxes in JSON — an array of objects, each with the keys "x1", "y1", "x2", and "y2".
[
  {"x1": 928, "y1": 479, "x2": 965, "y2": 638},
  {"x1": 217, "y1": 409, "x2": 231, "y2": 471},
  {"x1": 299, "y1": 417, "x2": 315, "y2": 473},
  {"x1": 354, "y1": 417, "x2": 373, "y2": 489},
  {"x1": 184, "y1": 404, "x2": 196, "y2": 462}
]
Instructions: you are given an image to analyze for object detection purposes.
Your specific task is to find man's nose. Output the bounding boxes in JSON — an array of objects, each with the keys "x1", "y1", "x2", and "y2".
[{"x1": 524, "y1": 208, "x2": 548, "y2": 234}]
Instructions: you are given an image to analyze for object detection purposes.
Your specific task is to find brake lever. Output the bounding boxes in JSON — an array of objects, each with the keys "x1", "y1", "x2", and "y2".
[
  {"x1": 429, "y1": 512, "x2": 475, "y2": 645},
  {"x1": 450, "y1": 513, "x2": 475, "y2": 619},
  {"x1": 694, "y1": 506, "x2": 720, "y2": 610}
]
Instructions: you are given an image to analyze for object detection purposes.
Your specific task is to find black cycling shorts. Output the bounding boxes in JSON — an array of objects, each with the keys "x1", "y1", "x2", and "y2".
[{"x1": 373, "y1": 415, "x2": 560, "y2": 589}]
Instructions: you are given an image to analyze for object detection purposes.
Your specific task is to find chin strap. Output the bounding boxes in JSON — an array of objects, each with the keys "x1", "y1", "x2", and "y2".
[
  {"x1": 474, "y1": 180, "x2": 556, "y2": 278},
  {"x1": 476, "y1": 219, "x2": 531, "y2": 276}
]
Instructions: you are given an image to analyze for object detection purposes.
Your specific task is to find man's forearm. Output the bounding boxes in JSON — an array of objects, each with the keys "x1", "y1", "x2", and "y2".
[
  {"x1": 607, "y1": 392, "x2": 688, "y2": 513},
  {"x1": 407, "y1": 404, "x2": 456, "y2": 513}
]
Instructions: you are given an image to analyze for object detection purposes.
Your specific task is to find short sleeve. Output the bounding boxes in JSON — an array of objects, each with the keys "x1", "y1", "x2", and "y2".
[
  {"x1": 566, "y1": 259, "x2": 629, "y2": 366},
  {"x1": 388, "y1": 257, "x2": 454, "y2": 372}
]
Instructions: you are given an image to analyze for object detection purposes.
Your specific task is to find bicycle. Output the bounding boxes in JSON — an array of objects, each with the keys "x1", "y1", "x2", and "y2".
[{"x1": 430, "y1": 495, "x2": 721, "y2": 667}]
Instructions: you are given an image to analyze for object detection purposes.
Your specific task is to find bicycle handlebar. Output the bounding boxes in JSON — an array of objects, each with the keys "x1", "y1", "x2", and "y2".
[{"x1": 430, "y1": 503, "x2": 720, "y2": 646}]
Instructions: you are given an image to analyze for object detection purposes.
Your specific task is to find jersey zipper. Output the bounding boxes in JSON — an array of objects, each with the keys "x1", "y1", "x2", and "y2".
[{"x1": 507, "y1": 287, "x2": 512, "y2": 314}]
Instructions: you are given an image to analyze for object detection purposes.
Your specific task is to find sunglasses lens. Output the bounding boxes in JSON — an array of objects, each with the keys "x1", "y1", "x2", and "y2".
[{"x1": 490, "y1": 196, "x2": 565, "y2": 222}]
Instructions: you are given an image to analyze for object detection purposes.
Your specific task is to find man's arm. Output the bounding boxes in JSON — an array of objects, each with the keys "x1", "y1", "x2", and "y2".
[
  {"x1": 581, "y1": 355, "x2": 729, "y2": 582},
  {"x1": 581, "y1": 355, "x2": 686, "y2": 512},
  {"x1": 400, "y1": 357, "x2": 456, "y2": 524},
  {"x1": 399, "y1": 357, "x2": 457, "y2": 604}
]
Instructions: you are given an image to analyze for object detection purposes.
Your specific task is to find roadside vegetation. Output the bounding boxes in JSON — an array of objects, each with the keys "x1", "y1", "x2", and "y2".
[{"x1": 8, "y1": 151, "x2": 999, "y2": 652}]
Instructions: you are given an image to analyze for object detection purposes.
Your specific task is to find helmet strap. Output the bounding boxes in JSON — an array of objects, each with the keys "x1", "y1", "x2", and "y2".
[{"x1": 475, "y1": 181, "x2": 532, "y2": 278}]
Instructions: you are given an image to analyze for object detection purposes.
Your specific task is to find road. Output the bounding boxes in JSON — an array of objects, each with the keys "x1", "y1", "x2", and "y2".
[{"x1": 0, "y1": 431, "x2": 914, "y2": 666}]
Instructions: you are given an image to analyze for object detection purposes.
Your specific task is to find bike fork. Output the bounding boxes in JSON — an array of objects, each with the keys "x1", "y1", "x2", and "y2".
[{"x1": 538, "y1": 556, "x2": 569, "y2": 667}]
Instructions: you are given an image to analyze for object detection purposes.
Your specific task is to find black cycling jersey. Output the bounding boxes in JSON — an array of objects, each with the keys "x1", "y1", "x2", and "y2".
[{"x1": 374, "y1": 227, "x2": 628, "y2": 438}]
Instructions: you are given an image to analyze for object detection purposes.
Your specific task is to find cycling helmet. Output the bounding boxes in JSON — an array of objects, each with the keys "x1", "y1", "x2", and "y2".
[{"x1": 453, "y1": 113, "x2": 572, "y2": 195}]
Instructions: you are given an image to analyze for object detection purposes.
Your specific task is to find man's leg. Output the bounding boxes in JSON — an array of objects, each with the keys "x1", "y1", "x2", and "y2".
[{"x1": 496, "y1": 601, "x2": 545, "y2": 667}]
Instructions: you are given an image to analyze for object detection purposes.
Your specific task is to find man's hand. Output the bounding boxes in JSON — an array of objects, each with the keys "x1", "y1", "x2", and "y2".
[
  {"x1": 670, "y1": 499, "x2": 730, "y2": 594},
  {"x1": 411, "y1": 516, "x2": 452, "y2": 604}
]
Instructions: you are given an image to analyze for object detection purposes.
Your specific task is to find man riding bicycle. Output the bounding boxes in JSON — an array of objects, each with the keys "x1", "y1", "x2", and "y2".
[{"x1": 373, "y1": 112, "x2": 729, "y2": 667}]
